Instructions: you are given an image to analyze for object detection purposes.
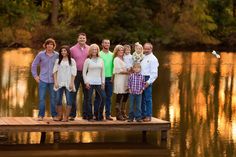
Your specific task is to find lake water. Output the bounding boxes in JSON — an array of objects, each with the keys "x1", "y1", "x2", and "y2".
[{"x1": 0, "y1": 48, "x2": 235, "y2": 157}]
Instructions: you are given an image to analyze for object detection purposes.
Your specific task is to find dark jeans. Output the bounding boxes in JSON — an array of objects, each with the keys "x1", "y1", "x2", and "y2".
[
  {"x1": 141, "y1": 76, "x2": 153, "y2": 118},
  {"x1": 94, "y1": 77, "x2": 113, "y2": 117},
  {"x1": 70, "y1": 71, "x2": 88, "y2": 118},
  {"x1": 38, "y1": 81, "x2": 57, "y2": 117},
  {"x1": 56, "y1": 87, "x2": 73, "y2": 106},
  {"x1": 87, "y1": 85, "x2": 106, "y2": 120}
]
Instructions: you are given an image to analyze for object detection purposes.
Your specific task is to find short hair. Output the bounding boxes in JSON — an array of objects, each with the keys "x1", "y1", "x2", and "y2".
[
  {"x1": 133, "y1": 62, "x2": 141, "y2": 68},
  {"x1": 102, "y1": 39, "x2": 110, "y2": 43},
  {"x1": 113, "y1": 44, "x2": 124, "y2": 58},
  {"x1": 43, "y1": 38, "x2": 56, "y2": 49},
  {"x1": 123, "y1": 44, "x2": 131, "y2": 52},
  {"x1": 78, "y1": 32, "x2": 86, "y2": 37},
  {"x1": 88, "y1": 44, "x2": 100, "y2": 58},
  {"x1": 144, "y1": 42, "x2": 153, "y2": 49}
]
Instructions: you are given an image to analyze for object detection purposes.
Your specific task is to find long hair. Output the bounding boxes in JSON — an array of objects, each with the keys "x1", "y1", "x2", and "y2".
[
  {"x1": 88, "y1": 44, "x2": 100, "y2": 58},
  {"x1": 58, "y1": 45, "x2": 72, "y2": 65},
  {"x1": 113, "y1": 44, "x2": 124, "y2": 58}
]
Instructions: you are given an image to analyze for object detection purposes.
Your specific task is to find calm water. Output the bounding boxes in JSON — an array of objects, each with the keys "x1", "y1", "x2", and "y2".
[{"x1": 0, "y1": 48, "x2": 235, "y2": 157}]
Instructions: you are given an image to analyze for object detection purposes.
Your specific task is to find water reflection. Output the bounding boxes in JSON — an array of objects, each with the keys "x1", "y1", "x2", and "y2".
[{"x1": 0, "y1": 49, "x2": 236, "y2": 157}]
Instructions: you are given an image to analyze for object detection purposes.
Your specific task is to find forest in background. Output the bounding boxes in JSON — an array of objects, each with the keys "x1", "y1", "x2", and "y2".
[{"x1": 1, "y1": 0, "x2": 236, "y2": 50}]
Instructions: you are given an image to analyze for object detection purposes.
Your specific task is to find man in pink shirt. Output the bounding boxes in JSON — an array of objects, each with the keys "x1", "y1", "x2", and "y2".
[{"x1": 69, "y1": 33, "x2": 90, "y2": 120}]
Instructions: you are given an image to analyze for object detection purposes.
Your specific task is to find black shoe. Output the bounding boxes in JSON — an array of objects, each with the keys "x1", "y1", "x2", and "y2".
[
  {"x1": 69, "y1": 117, "x2": 75, "y2": 121},
  {"x1": 82, "y1": 116, "x2": 87, "y2": 120},
  {"x1": 127, "y1": 119, "x2": 134, "y2": 122},
  {"x1": 88, "y1": 118, "x2": 95, "y2": 122},
  {"x1": 136, "y1": 119, "x2": 143, "y2": 122}
]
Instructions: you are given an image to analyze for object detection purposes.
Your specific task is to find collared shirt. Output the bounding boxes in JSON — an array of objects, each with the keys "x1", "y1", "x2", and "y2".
[
  {"x1": 99, "y1": 50, "x2": 114, "y2": 77},
  {"x1": 124, "y1": 53, "x2": 133, "y2": 69},
  {"x1": 70, "y1": 43, "x2": 89, "y2": 71},
  {"x1": 53, "y1": 58, "x2": 77, "y2": 91},
  {"x1": 128, "y1": 72, "x2": 145, "y2": 94},
  {"x1": 141, "y1": 52, "x2": 159, "y2": 84},
  {"x1": 31, "y1": 50, "x2": 59, "y2": 83}
]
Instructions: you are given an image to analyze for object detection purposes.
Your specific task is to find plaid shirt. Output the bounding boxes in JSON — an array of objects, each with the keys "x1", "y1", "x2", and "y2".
[{"x1": 128, "y1": 72, "x2": 145, "y2": 94}]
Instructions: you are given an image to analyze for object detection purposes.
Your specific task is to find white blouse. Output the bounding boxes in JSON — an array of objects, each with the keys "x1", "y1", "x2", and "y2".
[
  {"x1": 53, "y1": 58, "x2": 77, "y2": 91},
  {"x1": 141, "y1": 52, "x2": 159, "y2": 84},
  {"x1": 83, "y1": 57, "x2": 105, "y2": 85}
]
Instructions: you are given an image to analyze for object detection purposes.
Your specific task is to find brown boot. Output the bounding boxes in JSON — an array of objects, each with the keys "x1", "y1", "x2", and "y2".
[
  {"x1": 121, "y1": 102, "x2": 128, "y2": 120},
  {"x1": 116, "y1": 104, "x2": 125, "y2": 121},
  {"x1": 53, "y1": 105, "x2": 63, "y2": 121},
  {"x1": 62, "y1": 106, "x2": 72, "y2": 122}
]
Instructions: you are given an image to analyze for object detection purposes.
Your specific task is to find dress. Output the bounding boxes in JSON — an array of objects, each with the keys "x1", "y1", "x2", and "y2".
[{"x1": 113, "y1": 57, "x2": 129, "y2": 94}]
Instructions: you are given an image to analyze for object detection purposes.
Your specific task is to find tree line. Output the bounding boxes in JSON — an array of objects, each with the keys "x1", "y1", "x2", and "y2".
[{"x1": 0, "y1": 0, "x2": 236, "y2": 50}]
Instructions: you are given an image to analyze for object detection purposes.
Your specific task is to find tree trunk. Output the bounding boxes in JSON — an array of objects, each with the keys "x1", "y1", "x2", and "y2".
[
  {"x1": 51, "y1": 0, "x2": 59, "y2": 26},
  {"x1": 233, "y1": 0, "x2": 236, "y2": 17}
]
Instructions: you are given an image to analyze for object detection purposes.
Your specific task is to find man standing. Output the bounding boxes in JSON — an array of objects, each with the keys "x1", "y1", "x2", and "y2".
[
  {"x1": 70, "y1": 33, "x2": 89, "y2": 120},
  {"x1": 31, "y1": 38, "x2": 59, "y2": 121},
  {"x1": 141, "y1": 43, "x2": 159, "y2": 122},
  {"x1": 94, "y1": 39, "x2": 114, "y2": 120}
]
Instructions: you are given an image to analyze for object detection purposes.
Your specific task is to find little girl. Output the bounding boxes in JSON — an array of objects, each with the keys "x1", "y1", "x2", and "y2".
[
  {"x1": 132, "y1": 42, "x2": 144, "y2": 63},
  {"x1": 53, "y1": 45, "x2": 77, "y2": 122}
]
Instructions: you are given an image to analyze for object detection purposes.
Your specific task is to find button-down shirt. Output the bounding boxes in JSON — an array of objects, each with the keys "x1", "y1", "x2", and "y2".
[
  {"x1": 141, "y1": 52, "x2": 159, "y2": 84},
  {"x1": 31, "y1": 50, "x2": 59, "y2": 83},
  {"x1": 128, "y1": 72, "x2": 145, "y2": 94},
  {"x1": 70, "y1": 43, "x2": 89, "y2": 71}
]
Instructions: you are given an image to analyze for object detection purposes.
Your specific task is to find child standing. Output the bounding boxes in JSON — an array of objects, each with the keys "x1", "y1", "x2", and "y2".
[
  {"x1": 128, "y1": 62, "x2": 145, "y2": 122},
  {"x1": 132, "y1": 42, "x2": 144, "y2": 63},
  {"x1": 53, "y1": 45, "x2": 77, "y2": 122}
]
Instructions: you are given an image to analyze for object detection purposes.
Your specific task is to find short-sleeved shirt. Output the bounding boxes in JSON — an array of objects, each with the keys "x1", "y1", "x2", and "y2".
[{"x1": 99, "y1": 50, "x2": 114, "y2": 77}]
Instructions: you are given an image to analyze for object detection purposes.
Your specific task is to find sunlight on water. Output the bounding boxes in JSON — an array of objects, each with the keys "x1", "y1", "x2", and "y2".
[{"x1": 0, "y1": 49, "x2": 236, "y2": 157}]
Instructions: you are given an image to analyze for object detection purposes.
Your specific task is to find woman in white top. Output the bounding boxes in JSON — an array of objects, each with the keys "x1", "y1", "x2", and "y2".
[
  {"x1": 53, "y1": 45, "x2": 77, "y2": 122},
  {"x1": 83, "y1": 44, "x2": 106, "y2": 121},
  {"x1": 113, "y1": 45, "x2": 130, "y2": 121}
]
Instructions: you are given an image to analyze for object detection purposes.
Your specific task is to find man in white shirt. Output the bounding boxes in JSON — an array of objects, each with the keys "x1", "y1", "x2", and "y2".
[{"x1": 141, "y1": 43, "x2": 159, "y2": 122}]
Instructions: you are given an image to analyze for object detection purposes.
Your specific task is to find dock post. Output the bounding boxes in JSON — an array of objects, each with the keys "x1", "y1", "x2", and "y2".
[
  {"x1": 40, "y1": 132, "x2": 46, "y2": 144},
  {"x1": 161, "y1": 130, "x2": 167, "y2": 141},
  {"x1": 142, "y1": 131, "x2": 147, "y2": 143}
]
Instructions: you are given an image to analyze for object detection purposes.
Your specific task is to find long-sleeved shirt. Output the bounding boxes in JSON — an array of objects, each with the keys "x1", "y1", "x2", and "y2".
[
  {"x1": 70, "y1": 43, "x2": 89, "y2": 71},
  {"x1": 124, "y1": 53, "x2": 133, "y2": 69},
  {"x1": 53, "y1": 58, "x2": 77, "y2": 91},
  {"x1": 141, "y1": 52, "x2": 159, "y2": 84},
  {"x1": 128, "y1": 72, "x2": 145, "y2": 94},
  {"x1": 31, "y1": 50, "x2": 59, "y2": 83},
  {"x1": 83, "y1": 57, "x2": 105, "y2": 85}
]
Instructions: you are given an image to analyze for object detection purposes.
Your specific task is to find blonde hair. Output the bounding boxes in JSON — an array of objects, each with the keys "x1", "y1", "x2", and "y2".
[
  {"x1": 88, "y1": 44, "x2": 100, "y2": 58},
  {"x1": 113, "y1": 44, "x2": 124, "y2": 58},
  {"x1": 135, "y1": 43, "x2": 143, "y2": 54}
]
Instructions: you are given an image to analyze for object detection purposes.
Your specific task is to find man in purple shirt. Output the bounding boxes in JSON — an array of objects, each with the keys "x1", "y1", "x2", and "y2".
[
  {"x1": 31, "y1": 38, "x2": 59, "y2": 121},
  {"x1": 70, "y1": 33, "x2": 90, "y2": 120}
]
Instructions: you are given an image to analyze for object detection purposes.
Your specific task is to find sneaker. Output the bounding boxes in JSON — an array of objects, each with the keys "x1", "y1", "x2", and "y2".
[
  {"x1": 37, "y1": 116, "x2": 43, "y2": 121},
  {"x1": 143, "y1": 117, "x2": 151, "y2": 122},
  {"x1": 106, "y1": 116, "x2": 113, "y2": 121},
  {"x1": 69, "y1": 117, "x2": 75, "y2": 121}
]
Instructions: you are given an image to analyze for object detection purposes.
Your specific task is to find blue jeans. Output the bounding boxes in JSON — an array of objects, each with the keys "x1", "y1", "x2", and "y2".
[
  {"x1": 129, "y1": 94, "x2": 142, "y2": 120},
  {"x1": 56, "y1": 87, "x2": 73, "y2": 106},
  {"x1": 87, "y1": 85, "x2": 106, "y2": 120},
  {"x1": 70, "y1": 71, "x2": 88, "y2": 118},
  {"x1": 38, "y1": 80, "x2": 57, "y2": 117},
  {"x1": 141, "y1": 76, "x2": 153, "y2": 118},
  {"x1": 94, "y1": 77, "x2": 113, "y2": 117}
]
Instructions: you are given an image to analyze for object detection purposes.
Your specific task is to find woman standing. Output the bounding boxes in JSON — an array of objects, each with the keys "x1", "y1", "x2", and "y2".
[
  {"x1": 113, "y1": 45, "x2": 129, "y2": 121},
  {"x1": 83, "y1": 44, "x2": 106, "y2": 121},
  {"x1": 53, "y1": 45, "x2": 77, "y2": 122}
]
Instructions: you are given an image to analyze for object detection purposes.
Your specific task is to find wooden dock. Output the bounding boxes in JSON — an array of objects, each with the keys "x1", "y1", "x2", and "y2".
[
  {"x1": 0, "y1": 117, "x2": 170, "y2": 132},
  {"x1": 0, "y1": 117, "x2": 170, "y2": 142}
]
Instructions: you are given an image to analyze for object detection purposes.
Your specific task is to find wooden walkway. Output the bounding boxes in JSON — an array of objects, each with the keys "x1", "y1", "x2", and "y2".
[{"x1": 0, "y1": 117, "x2": 170, "y2": 132}]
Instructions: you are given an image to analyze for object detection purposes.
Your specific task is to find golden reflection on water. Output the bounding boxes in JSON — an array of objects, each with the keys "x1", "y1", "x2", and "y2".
[{"x1": 0, "y1": 49, "x2": 236, "y2": 156}]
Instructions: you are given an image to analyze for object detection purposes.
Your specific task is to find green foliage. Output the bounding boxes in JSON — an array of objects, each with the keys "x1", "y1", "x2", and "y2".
[{"x1": 0, "y1": 0, "x2": 236, "y2": 48}]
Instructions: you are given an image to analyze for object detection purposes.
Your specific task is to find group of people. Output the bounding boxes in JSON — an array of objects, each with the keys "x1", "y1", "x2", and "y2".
[{"x1": 31, "y1": 32, "x2": 159, "y2": 122}]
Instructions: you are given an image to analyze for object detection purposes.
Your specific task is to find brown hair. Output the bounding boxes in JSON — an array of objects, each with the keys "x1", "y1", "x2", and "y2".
[
  {"x1": 113, "y1": 45, "x2": 124, "y2": 58},
  {"x1": 88, "y1": 44, "x2": 100, "y2": 58},
  {"x1": 78, "y1": 32, "x2": 86, "y2": 37},
  {"x1": 43, "y1": 38, "x2": 56, "y2": 49}
]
